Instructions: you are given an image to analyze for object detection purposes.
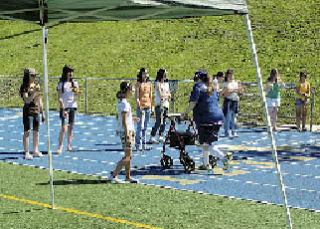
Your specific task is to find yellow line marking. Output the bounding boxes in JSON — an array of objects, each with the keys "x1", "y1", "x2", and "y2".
[
  {"x1": 0, "y1": 113, "x2": 22, "y2": 121},
  {"x1": 0, "y1": 193, "x2": 162, "y2": 229},
  {"x1": 141, "y1": 175, "x2": 204, "y2": 185},
  {"x1": 211, "y1": 168, "x2": 249, "y2": 176}
]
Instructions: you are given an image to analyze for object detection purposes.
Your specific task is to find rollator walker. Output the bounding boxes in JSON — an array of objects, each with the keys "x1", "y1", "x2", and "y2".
[{"x1": 160, "y1": 113, "x2": 196, "y2": 173}]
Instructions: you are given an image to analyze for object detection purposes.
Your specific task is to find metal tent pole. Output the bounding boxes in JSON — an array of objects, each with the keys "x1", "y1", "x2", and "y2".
[
  {"x1": 42, "y1": 25, "x2": 55, "y2": 209},
  {"x1": 244, "y1": 13, "x2": 293, "y2": 229}
]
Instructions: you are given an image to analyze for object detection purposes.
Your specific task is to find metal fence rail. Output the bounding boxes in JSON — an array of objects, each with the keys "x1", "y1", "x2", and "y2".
[{"x1": 0, "y1": 75, "x2": 315, "y2": 130}]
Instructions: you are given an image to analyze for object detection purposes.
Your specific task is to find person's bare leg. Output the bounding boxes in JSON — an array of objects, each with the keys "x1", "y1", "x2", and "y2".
[
  {"x1": 272, "y1": 107, "x2": 278, "y2": 130},
  {"x1": 67, "y1": 125, "x2": 74, "y2": 151},
  {"x1": 57, "y1": 125, "x2": 67, "y2": 152},
  {"x1": 33, "y1": 130, "x2": 39, "y2": 152},
  {"x1": 23, "y1": 131, "x2": 30, "y2": 154},
  {"x1": 124, "y1": 148, "x2": 132, "y2": 179},
  {"x1": 302, "y1": 105, "x2": 308, "y2": 130},
  {"x1": 296, "y1": 105, "x2": 302, "y2": 130},
  {"x1": 113, "y1": 153, "x2": 131, "y2": 178}
]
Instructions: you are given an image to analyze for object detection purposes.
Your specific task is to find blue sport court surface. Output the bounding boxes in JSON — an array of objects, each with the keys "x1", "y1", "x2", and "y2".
[{"x1": 1, "y1": 108, "x2": 320, "y2": 212}]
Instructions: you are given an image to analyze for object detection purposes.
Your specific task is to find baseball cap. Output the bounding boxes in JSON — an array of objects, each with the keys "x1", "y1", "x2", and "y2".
[
  {"x1": 193, "y1": 70, "x2": 207, "y2": 81},
  {"x1": 24, "y1": 68, "x2": 38, "y2": 76}
]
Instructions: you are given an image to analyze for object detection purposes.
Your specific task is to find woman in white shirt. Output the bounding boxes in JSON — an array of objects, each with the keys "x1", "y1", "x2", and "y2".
[
  {"x1": 150, "y1": 69, "x2": 171, "y2": 143},
  {"x1": 109, "y1": 82, "x2": 139, "y2": 184},
  {"x1": 221, "y1": 69, "x2": 243, "y2": 138},
  {"x1": 55, "y1": 65, "x2": 82, "y2": 154}
]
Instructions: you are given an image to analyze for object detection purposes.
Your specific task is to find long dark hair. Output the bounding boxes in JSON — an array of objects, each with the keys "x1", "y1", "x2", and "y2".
[
  {"x1": 267, "y1": 69, "x2": 278, "y2": 82},
  {"x1": 58, "y1": 65, "x2": 74, "y2": 93},
  {"x1": 19, "y1": 72, "x2": 32, "y2": 98},
  {"x1": 137, "y1": 68, "x2": 149, "y2": 83},
  {"x1": 299, "y1": 72, "x2": 307, "y2": 81},
  {"x1": 224, "y1": 69, "x2": 234, "y2": 82},
  {"x1": 116, "y1": 81, "x2": 133, "y2": 99},
  {"x1": 155, "y1": 68, "x2": 168, "y2": 82}
]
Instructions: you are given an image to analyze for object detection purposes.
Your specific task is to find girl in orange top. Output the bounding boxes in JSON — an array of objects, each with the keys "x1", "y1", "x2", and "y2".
[
  {"x1": 135, "y1": 68, "x2": 153, "y2": 150},
  {"x1": 296, "y1": 72, "x2": 310, "y2": 131}
]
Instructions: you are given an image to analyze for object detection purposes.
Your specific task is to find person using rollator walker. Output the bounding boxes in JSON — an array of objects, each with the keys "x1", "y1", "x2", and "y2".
[{"x1": 182, "y1": 71, "x2": 232, "y2": 170}]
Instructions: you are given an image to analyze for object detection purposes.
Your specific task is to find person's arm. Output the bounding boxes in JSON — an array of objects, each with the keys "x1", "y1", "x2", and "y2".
[
  {"x1": 305, "y1": 83, "x2": 311, "y2": 98},
  {"x1": 183, "y1": 102, "x2": 196, "y2": 117},
  {"x1": 58, "y1": 90, "x2": 64, "y2": 110},
  {"x1": 296, "y1": 84, "x2": 302, "y2": 96},
  {"x1": 122, "y1": 111, "x2": 130, "y2": 141},
  {"x1": 135, "y1": 82, "x2": 140, "y2": 108},
  {"x1": 237, "y1": 81, "x2": 243, "y2": 94},
  {"x1": 149, "y1": 82, "x2": 153, "y2": 108},
  {"x1": 266, "y1": 82, "x2": 272, "y2": 93},
  {"x1": 39, "y1": 96, "x2": 45, "y2": 122},
  {"x1": 22, "y1": 88, "x2": 37, "y2": 104}
]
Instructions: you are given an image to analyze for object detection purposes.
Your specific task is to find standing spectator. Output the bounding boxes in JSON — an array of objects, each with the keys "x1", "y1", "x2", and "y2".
[
  {"x1": 109, "y1": 82, "x2": 139, "y2": 183},
  {"x1": 150, "y1": 69, "x2": 171, "y2": 143},
  {"x1": 266, "y1": 69, "x2": 285, "y2": 131},
  {"x1": 182, "y1": 71, "x2": 232, "y2": 170},
  {"x1": 296, "y1": 72, "x2": 310, "y2": 131},
  {"x1": 221, "y1": 69, "x2": 243, "y2": 137},
  {"x1": 135, "y1": 68, "x2": 152, "y2": 150},
  {"x1": 20, "y1": 68, "x2": 45, "y2": 160},
  {"x1": 213, "y1": 71, "x2": 225, "y2": 93},
  {"x1": 55, "y1": 65, "x2": 82, "y2": 154}
]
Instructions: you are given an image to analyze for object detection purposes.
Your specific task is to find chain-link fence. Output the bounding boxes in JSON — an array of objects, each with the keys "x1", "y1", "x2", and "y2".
[{"x1": 0, "y1": 75, "x2": 315, "y2": 129}]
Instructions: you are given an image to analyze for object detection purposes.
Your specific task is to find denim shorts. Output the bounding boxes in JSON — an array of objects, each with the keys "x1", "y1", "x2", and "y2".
[
  {"x1": 267, "y1": 98, "x2": 281, "y2": 108},
  {"x1": 295, "y1": 98, "x2": 309, "y2": 106}
]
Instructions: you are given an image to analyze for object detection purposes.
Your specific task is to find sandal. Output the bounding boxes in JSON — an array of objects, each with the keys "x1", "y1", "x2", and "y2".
[{"x1": 54, "y1": 149, "x2": 62, "y2": 155}]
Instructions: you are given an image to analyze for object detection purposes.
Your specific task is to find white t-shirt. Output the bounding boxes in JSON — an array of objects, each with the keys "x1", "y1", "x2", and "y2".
[
  {"x1": 57, "y1": 81, "x2": 79, "y2": 108},
  {"x1": 117, "y1": 99, "x2": 134, "y2": 133},
  {"x1": 223, "y1": 80, "x2": 239, "y2": 101},
  {"x1": 155, "y1": 81, "x2": 170, "y2": 107}
]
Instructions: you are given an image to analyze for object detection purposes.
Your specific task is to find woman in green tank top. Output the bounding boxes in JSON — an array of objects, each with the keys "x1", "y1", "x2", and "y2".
[{"x1": 266, "y1": 69, "x2": 285, "y2": 131}]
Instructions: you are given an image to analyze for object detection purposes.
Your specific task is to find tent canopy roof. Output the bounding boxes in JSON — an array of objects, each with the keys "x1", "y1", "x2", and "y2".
[{"x1": 0, "y1": 0, "x2": 248, "y2": 25}]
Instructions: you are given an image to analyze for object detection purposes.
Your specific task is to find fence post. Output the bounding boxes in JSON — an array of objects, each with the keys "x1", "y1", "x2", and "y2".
[
  {"x1": 310, "y1": 87, "x2": 315, "y2": 132},
  {"x1": 85, "y1": 78, "x2": 88, "y2": 114}
]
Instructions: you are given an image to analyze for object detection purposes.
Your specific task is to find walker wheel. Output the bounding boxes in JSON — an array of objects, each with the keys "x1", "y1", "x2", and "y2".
[
  {"x1": 209, "y1": 155, "x2": 218, "y2": 168},
  {"x1": 160, "y1": 154, "x2": 173, "y2": 169}
]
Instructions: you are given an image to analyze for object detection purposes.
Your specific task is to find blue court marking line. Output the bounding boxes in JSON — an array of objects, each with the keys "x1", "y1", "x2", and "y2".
[{"x1": 0, "y1": 192, "x2": 162, "y2": 229}]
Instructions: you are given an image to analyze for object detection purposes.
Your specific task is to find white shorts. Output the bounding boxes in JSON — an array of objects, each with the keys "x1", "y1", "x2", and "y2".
[{"x1": 267, "y1": 98, "x2": 281, "y2": 108}]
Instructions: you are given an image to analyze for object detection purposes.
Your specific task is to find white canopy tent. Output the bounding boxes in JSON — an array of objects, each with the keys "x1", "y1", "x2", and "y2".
[{"x1": 0, "y1": 1, "x2": 292, "y2": 228}]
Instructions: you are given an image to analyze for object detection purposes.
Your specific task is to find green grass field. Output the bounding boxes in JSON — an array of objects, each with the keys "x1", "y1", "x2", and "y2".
[
  {"x1": 0, "y1": 0, "x2": 319, "y2": 123},
  {"x1": 1, "y1": 0, "x2": 320, "y2": 228},
  {"x1": 1, "y1": 162, "x2": 320, "y2": 229}
]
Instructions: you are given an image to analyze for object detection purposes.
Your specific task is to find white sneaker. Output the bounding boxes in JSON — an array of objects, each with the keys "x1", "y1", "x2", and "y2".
[
  {"x1": 108, "y1": 174, "x2": 125, "y2": 184},
  {"x1": 231, "y1": 132, "x2": 238, "y2": 137},
  {"x1": 125, "y1": 178, "x2": 139, "y2": 183},
  {"x1": 150, "y1": 136, "x2": 158, "y2": 144},
  {"x1": 24, "y1": 152, "x2": 33, "y2": 160},
  {"x1": 33, "y1": 151, "x2": 43, "y2": 157},
  {"x1": 158, "y1": 136, "x2": 164, "y2": 142}
]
